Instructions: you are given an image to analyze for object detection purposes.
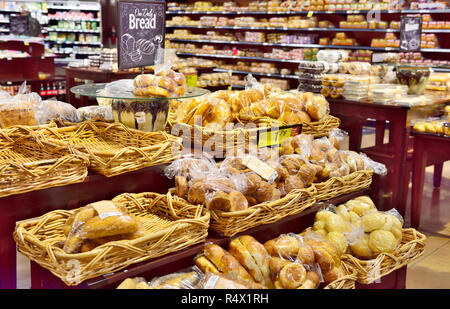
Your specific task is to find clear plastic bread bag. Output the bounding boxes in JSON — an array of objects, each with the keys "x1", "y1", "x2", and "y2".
[
  {"x1": 263, "y1": 233, "x2": 323, "y2": 289},
  {"x1": 164, "y1": 152, "x2": 219, "y2": 182},
  {"x1": 304, "y1": 92, "x2": 330, "y2": 121},
  {"x1": 117, "y1": 277, "x2": 150, "y2": 289},
  {"x1": 62, "y1": 200, "x2": 140, "y2": 254},
  {"x1": 78, "y1": 105, "x2": 114, "y2": 122},
  {"x1": 200, "y1": 272, "x2": 267, "y2": 289},
  {"x1": 39, "y1": 99, "x2": 81, "y2": 123},
  {"x1": 0, "y1": 82, "x2": 42, "y2": 128},
  {"x1": 359, "y1": 152, "x2": 388, "y2": 175},
  {"x1": 148, "y1": 266, "x2": 205, "y2": 289},
  {"x1": 328, "y1": 128, "x2": 348, "y2": 150}
]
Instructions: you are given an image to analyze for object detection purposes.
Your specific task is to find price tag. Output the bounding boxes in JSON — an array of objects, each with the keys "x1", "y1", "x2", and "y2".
[
  {"x1": 307, "y1": 11, "x2": 314, "y2": 18},
  {"x1": 257, "y1": 124, "x2": 303, "y2": 148},
  {"x1": 24, "y1": 42, "x2": 29, "y2": 46},
  {"x1": 91, "y1": 201, "x2": 123, "y2": 219},
  {"x1": 185, "y1": 74, "x2": 198, "y2": 87},
  {"x1": 242, "y1": 156, "x2": 278, "y2": 183}
]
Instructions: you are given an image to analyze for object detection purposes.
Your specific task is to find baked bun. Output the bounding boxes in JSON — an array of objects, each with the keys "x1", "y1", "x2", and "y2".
[
  {"x1": 279, "y1": 263, "x2": 307, "y2": 289},
  {"x1": 264, "y1": 234, "x2": 300, "y2": 259}
]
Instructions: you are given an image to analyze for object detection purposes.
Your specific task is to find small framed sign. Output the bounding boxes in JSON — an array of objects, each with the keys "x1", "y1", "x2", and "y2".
[
  {"x1": 400, "y1": 16, "x2": 422, "y2": 51},
  {"x1": 117, "y1": 0, "x2": 166, "y2": 70},
  {"x1": 257, "y1": 124, "x2": 303, "y2": 148}
]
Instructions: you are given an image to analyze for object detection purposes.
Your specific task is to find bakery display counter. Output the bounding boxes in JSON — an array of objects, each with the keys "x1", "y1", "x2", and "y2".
[{"x1": 28, "y1": 189, "x2": 379, "y2": 289}]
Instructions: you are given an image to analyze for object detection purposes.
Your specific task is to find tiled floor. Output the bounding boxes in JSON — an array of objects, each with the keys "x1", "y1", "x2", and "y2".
[
  {"x1": 404, "y1": 164, "x2": 450, "y2": 289},
  {"x1": 15, "y1": 131, "x2": 450, "y2": 289}
]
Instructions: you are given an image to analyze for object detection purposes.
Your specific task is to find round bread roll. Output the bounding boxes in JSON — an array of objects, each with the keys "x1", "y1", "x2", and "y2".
[
  {"x1": 350, "y1": 234, "x2": 374, "y2": 259},
  {"x1": 313, "y1": 220, "x2": 326, "y2": 231},
  {"x1": 315, "y1": 210, "x2": 334, "y2": 222},
  {"x1": 312, "y1": 246, "x2": 335, "y2": 273},
  {"x1": 269, "y1": 257, "x2": 291, "y2": 279},
  {"x1": 264, "y1": 235, "x2": 300, "y2": 260},
  {"x1": 322, "y1": 267, "x2": 340, "y2": 283},
  {"x1": 243, "y1": 172, "x2": 263, "y2": 195},
  {"x1": 368, "y1": 230, "x2": 397, "y2": 254},
  {"x1": 327, "y1": 231, "x2": 348, "y2": 255},
  {"x1": 279, "y1": 263, "x2": 307, "y2": 289},
  {"x1": 325, "y1": 213, "x2": 348, "y2": 233},
  {"x1": 345, "y1": 200, "x2": 375, "y2": 216},
  {"x1": 297, "y1": 164, "x2": 316, "y2": 186},
  {"x1": 305, "y1": 271, "x2": 320, "y2": 288},
  {"x1": 283, "y1": 176, "x2": 305, "y2": 194},
  {"x1": 297, "y1": 243, "x2": 315, "y2": 265},
  {"x1": 362, "y1": 212, "x2": 386, "y2": 232},
  {"x1": 354, "y1": 196, "x2": 375, "y2": 208}
]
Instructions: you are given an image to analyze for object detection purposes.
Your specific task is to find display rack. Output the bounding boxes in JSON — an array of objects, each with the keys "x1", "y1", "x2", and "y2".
[
  {"x1": 166, "y1": 1, "x2": 450, "y2": 88},
  {"x1": 44, "y1": 0, "x2": 102, "y2": 63}
]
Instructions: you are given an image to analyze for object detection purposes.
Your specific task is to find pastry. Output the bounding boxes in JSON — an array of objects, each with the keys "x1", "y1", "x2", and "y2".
[
  {"x1": 228, "y1": 235, "x2": 273, "y2": 288},
  {"x1": 199, "y1": 244, "x2": 256, "y2": 284},
  {"x1": 282, "y1": 176, "x2": 305, "y2": 194}
]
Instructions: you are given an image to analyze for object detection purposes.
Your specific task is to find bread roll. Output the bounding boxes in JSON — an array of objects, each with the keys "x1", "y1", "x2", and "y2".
[
  {"x1": 175, "y1": 176, "x2": 189, "y2": 199},
  {"x1": 195, "y1": 255, "x2": 221, "y2": 274},
  {"x1": 264, "y1": 234, "x2": 300, "y2": 259},
  {"x1": 279, "y1": 263, "x2": 307, "y2": 289}
]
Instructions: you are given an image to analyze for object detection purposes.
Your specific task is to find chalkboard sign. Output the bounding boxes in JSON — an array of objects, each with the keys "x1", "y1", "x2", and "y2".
[
  {"x1": 117, "y1": 0, "x2": 166, "y2": 70},
  {"x1": 400, "y1": 16, "x2": 422, "y2": 51},
  {"x1": 10, "y1": 15, "x2": 29, "y2": 36}
]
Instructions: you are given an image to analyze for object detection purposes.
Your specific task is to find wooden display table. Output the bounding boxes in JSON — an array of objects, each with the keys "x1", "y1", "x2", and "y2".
[
  {"x1": 411, "y1": 132, "x2": 450, "y2": 229},
  {"x1": 328, "y1": 93, "x2": 449, "y2": 216},
  {"x1": 65, "y1": 67, "x2": 147, "y2": 108},
  {"x1": 0, "y1": 166, "x2": 173, "y2": 289}
]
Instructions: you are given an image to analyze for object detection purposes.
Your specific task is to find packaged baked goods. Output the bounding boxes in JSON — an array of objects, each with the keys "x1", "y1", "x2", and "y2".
[
  {"x1": 40, "y1": 99, "x2": 81, "y2": 124},
  {"x1": 0, "y1": 86, "x2": 41, "y2": 128},
  {"x1": 117, "y1": 277, "x2": 150, "y2": 289},
  {"x1": 148, "y1": 267, "x2": 204, "y2": 289},
  {"x1": 195, "y1": 243, "x2": 256, "y2": 284},
  {"x1": 312, "y1": 196, "x2": 404, "y2": 260},
  {"x1": 63, "y1": 200, "x2": 141, "y2": 254},
  {"x1": 78, "y1": 105, "x2": 114, "y2": 122},
  {"x1": 228, "y1": 235, "x2": 273, "y2": 288},
  {"x1": 264, "y1": 232, "x2": 342, "y2": 287},
  {"x1": 200, "y1": 272, "x2": 267, "y2": 289}
]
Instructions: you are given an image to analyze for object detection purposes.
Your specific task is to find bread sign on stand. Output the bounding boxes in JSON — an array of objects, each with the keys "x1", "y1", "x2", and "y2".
[{"x1": 117, "y1": 0, "x2": 166, "y2": 70}]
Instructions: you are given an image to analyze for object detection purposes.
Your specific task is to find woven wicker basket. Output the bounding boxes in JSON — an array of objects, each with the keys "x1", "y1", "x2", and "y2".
[
  {"x1": 242, "y1": 114, "x2": 341, "y2": 139},
  {"x1": 36, "y1": 121, "x2": 183, "y2": 177},
  {"x1": 314, "y1": 170, "x2": 374, "y2": 202},
  {"x1": 341, "y1": 228, "x2": 427, "y2": 284},
  {"x1": 14, "y1": 192, "x2": 210, "y2": 286},
  {"x1": 171, "y1": 185, "x2": 317, "y2": 238},
  {"x1": 167, "y1": 114, "x2": 340, "y2": 158},
  {"x1": 0, "y1": 126, "x2": 89, "y2": 198},
  {"x1": 324, "y1": 263, "x2": 357, "y2": 289}
]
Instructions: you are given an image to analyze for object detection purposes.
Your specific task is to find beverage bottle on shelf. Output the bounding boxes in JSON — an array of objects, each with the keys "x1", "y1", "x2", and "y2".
[
  {"x1": 52, "y1": 82, "x2": 58, "y2": 97},
  {"x1": 39, "y1": 83, "x2": 46, "y2": 97},
  {"x1": 46, "y1": 83, "x2": 51, "y2": 98},
  {"x1": 59, "y1": 82, "x2": 67, "y2": 101}
]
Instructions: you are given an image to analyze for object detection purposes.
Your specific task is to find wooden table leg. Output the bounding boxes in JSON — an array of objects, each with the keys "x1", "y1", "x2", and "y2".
[
  {"x1": 433, "y1": 163, "x2": 443, "y2": 188},
  {"x1": 411, "y1": 137, "x2": 427, "y2": 229}
]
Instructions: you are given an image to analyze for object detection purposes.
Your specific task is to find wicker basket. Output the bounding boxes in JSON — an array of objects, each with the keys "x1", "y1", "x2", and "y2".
[
  {"x1": 324, "y1": 263, "x2": 357, "y2": 289},
  {"x1": 242, "y1": 114, "x2": 341, "y2": 139},
  {"x1": 36, "y1": 121, "x2": 183, "y2": 177},
  {"x1": 314, "y1": 170, "x2": 374, "y2": 202},
  {"x1": 301, "y1": 115, "x2": 341, "y2": 138},
  {"x1": 341, "y1": 228, "x2": 427, "y2": 284},
  {"x1": 167, "y1": 114, "x2": 340, "y2": 158},
  {"x1": 14, "y1": 192, "x2": 210, "y2": 286},
  {"x1": 0, "y1": 126, "x2": 89, "y2": 198},
  {"x1": 171, "y1": 185, "x2": 317, "y2": 238}
]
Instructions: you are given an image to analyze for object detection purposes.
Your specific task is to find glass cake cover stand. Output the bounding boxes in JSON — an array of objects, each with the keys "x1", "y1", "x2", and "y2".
[{"x1": 70, "y1": 82, "x2": 210, "y2": 132}]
